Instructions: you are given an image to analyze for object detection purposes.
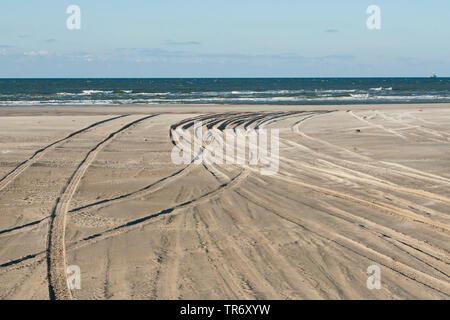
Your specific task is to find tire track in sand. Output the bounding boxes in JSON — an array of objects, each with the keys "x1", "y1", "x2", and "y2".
[
  {"x1": 47, "y1": 114, "x2": 157, "y2": 300},
  {"x1": 349, "y1": 111, "x2": 407, "y2": 140},
  {"x1": 0, "y1": 115, "x2": 127, "y2": 192},
  {"x1": 0, "y1": 114, "x2": 239, "y2": 273},
  {"x1": 291, "y1": 112, "x2": 450, "y2": 186},
  {"x1": 2, "y1": 169, "x2": 251, "y2": 282},
  {"x1": 67, "y1": 169, "x2": 249, "y2": 251},
  {"x1": 235, "y1": 187, "x2": 450, "y2": 297},
  {"x1": 69, "y1": 113, "x2": 222, "y2": 214}
]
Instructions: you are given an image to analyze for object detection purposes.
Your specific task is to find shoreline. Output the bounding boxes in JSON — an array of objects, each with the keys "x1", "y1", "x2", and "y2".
[{"x1": 0, "y1": 103, "x2": 449, "y2": 116}]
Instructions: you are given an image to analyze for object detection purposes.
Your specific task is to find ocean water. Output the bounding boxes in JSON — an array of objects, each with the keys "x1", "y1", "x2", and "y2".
[{"x1": 0, "y1": 78, "x2": 449, "y2": 106}]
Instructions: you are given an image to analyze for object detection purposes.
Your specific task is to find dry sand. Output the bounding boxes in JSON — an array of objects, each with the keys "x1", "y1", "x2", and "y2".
[{"x1": 0, "y1": 103, "x2": 449, "y2": 300}]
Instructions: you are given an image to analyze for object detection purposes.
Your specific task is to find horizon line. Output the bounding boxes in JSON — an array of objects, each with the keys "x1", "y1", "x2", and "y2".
[{"x1": 1, "y1": 76, "x2": 449, "y2": 80}]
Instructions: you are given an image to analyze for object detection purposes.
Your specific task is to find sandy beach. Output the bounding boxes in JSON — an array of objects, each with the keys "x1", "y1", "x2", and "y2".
[{"x1": 0, "y1": 103, "x2": 449, "y2": 300}]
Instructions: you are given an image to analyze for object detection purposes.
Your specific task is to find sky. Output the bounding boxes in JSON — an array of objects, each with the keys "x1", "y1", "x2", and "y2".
[{"x1": 0, "y1": 0, "x2": 449, "y2": 78}]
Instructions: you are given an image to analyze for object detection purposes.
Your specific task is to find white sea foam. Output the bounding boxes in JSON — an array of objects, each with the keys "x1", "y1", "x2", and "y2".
[
  {"x1": 318, "y1": 89, "x2": 358, "y2": 93},
  {"x1": 132, "y1": 92, "x2": 171, "y2": 96},
  {"x1": 79, "y1": 90, "x2": 113, "y2": 95},
  {"x1": 370, "y1": 87, "x2": 393, "y2": 91},
  {"x1": 1, "y1": 94, "x2": 449, "y2": 106}
]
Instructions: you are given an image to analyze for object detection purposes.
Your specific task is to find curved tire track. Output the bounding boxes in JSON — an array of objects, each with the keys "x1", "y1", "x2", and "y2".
[
  {"x1": 47, "y1": 114, "x2": 157, "y2": 300},
  {"x1": 0, "y1": 115, "x2": 127, "y2": 192}
]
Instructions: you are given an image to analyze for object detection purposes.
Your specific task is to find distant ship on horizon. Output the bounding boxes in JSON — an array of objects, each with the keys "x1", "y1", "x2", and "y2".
[{"x1": 429, "y1": 73, "x2": 438, "y2": 78}]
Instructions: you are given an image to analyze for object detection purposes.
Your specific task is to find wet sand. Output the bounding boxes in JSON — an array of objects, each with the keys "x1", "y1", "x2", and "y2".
[{"x1": 0, "y1": 103, "x2": 449, "y2": 299}]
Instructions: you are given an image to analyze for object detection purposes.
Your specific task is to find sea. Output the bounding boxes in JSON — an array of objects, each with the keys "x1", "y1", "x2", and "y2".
[{"x1": 0, "y1": 78, "x2": 449, "y2": 106}]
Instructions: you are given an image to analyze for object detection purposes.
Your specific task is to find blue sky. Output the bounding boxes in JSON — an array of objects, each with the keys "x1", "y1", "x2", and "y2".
[{"x1": 0, "y1": 0, "x2": 449, "y2": 77}]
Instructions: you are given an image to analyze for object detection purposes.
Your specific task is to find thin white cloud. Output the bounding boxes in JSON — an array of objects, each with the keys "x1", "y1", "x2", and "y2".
[
  {"x1": 23, "y1": 50, "x2": 51, "y2": 56},
  {"x1": 166, "y1": 40, "x2": 201, "y2": 46}
]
